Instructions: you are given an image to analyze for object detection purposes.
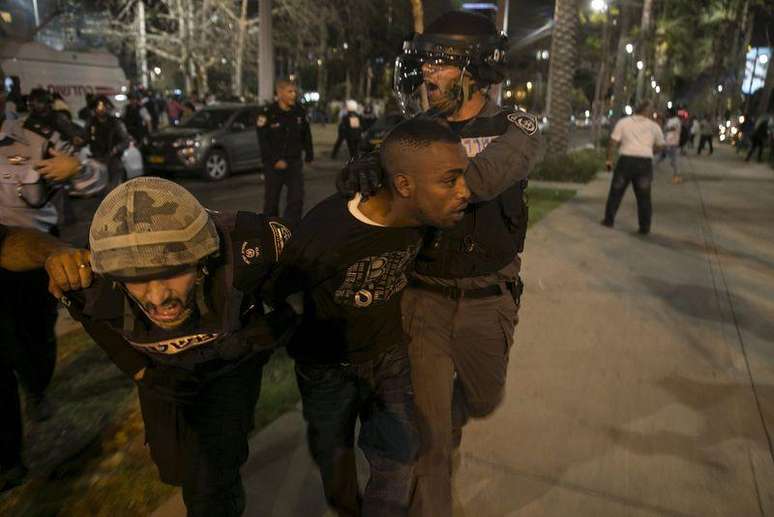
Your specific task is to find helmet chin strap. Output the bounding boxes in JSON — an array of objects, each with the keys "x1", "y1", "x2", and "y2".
[{"x1": 434, "y1": 65, "x2": 482, "y2": 118}]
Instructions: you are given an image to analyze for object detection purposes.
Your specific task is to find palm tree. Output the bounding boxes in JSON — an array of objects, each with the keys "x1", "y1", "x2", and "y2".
[{"x1": 546, "y1": 0, "x2": 579, "y2": 156}]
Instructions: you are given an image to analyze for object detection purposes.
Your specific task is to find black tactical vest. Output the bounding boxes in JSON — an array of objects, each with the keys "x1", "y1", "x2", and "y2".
[{"x1": 414, "y1": 109, "x2": 528, "y2": 279}]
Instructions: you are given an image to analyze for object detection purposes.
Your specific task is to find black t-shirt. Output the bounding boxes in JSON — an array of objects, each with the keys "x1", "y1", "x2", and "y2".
[{"x1": 264, "y1": 195, "x2": 422, "y2": 364}]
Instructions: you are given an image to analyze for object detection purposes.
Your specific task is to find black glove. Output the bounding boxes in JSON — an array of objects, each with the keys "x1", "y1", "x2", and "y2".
[
  {"x1": 335, "y1": 150, "x2": 383, "y2": 200},
  {"x1": 139, "y1": 365, "x2": 202, "y2": 405}
]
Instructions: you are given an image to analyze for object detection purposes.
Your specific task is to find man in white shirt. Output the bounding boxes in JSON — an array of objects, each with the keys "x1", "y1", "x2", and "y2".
[
  {"x1": 659, "y1": 107, "x2": 682, "y2": 183},
  {"x1": 602, "y1": 100, "x2": 664, "y2": 235}
]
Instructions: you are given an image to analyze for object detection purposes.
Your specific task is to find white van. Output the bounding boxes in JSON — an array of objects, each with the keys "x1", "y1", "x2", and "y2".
[{"x1": 1, "y1": 41, "x2": 129, "y2": 117}]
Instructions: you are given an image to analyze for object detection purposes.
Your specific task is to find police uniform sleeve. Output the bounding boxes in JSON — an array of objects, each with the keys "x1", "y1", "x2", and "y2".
[
  {"x1": 464, "y1": 111, "x2": 542, "y2": 202},
  {"x1": 256, "y1": 108, "x2": 277, "y2": 168}
]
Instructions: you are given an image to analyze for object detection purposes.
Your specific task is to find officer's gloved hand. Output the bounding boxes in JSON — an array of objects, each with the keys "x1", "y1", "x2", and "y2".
[
  {"x1": 335, "y1": 151, "x2": 383, "y2": 200},
  {"x1": 139, "y1": 365, "x2": 201, "y2": 405}
]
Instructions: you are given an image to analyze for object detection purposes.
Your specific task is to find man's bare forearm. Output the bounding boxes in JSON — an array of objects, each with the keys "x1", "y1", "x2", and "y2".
[{"x1": 0, "y1": 227, "x2": 68, "y2": 271}]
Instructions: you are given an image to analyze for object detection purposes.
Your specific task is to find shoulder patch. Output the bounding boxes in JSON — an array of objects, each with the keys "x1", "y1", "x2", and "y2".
[
  {"x1": 507, "y1": 112, "x2": 538, "y2": 136},
  {"x1": 268, "y1": 221, "x2": 292, "y2": 260},
  {"x1": 256, "y1": 115, "x2": 267, "y2": 128}
]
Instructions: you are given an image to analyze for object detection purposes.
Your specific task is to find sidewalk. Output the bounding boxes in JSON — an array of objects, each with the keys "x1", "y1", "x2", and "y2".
[{"x1": 154, "y1": 147, "x2": 774, "y2": 516}]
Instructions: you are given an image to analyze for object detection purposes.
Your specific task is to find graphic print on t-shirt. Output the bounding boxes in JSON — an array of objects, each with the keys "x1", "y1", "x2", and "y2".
[{"x1": 335, "y1": 245, "x2": 419, "y2": 308}]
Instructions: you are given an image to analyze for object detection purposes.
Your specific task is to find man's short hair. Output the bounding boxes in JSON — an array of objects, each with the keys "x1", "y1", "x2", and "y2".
[
  {"x1": 635, "y1": 100, "x2": 653, "y2": 115},
  {"x1": 380, "y1": 117, "x2": 461, "y2": 176},
  {"x1": 275, "y1": 79, "x2": 296, "y2": 92}
]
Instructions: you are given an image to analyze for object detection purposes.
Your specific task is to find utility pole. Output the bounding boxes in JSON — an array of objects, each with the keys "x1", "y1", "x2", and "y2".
[
  {"x1": 136, "y1": 0, "x2": 148, "y2": 89},
  {"x1": 258, "y1": 0, "x2": 274, "y2": 103}
]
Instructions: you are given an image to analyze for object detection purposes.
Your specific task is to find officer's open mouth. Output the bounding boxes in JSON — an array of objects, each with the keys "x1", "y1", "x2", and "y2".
[{"x1": 148, "y1": 302, "x2": 184, "y2": 322}]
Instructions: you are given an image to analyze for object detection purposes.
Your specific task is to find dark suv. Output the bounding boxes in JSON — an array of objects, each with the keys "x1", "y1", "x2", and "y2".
[{"x1": 144, "y1": 103, "x2": 261, "y2": 181}]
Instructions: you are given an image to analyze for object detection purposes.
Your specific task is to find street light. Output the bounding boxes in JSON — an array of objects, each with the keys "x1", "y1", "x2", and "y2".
[
  {"x1": 759, "y1": 54, "x2": 769, "y2": 65},
  {"x1": 636, "y1": 60, "x2": 644, "y2": 70},
  {"x1": 655, "y1": 85, "x2": 661, "y2": 93},
  {"x1": 624, "y1": 105, "x2": 633, "y2": 115},
  {"x1": 651, "y1": 80, "x2": 657, "y2": 88},
  {"x1": 717, "y1": 84, "x2": 723, "y2": 93},
  {"x1": 590, "y1": 0, "x2": 607, "y2": 12},
  {"x1": 625, "y1": 43, "x2": 634, "y2": 54},
  {"x1": 153, "y1": 66, "x2": 161, "y2": 75},
  {"x1": 526, "y1": 81, "x2": 533, "y2": 91},
  {"x1": 667, "y1": 101, "x2": 673, "y2": 109}
]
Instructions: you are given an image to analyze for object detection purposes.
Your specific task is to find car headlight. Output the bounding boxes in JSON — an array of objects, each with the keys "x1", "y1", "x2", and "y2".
[{"x1": 172, "y1": 137, "x2": 200, "y2": 148}]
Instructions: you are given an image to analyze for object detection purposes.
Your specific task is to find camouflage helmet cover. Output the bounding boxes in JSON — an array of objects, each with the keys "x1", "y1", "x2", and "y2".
[{"x1": 89, "y1": 177, "x2": 220, "y2": 280}]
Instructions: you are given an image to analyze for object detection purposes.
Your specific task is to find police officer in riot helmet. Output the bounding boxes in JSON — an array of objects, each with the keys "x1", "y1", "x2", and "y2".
[
  {"x1": 85, "y1": 95, "x2": 131, "y2": 186},
  {"x1": 49, "y1": 177, "x2": 296, "y2": 516},
  {"x1": 344, "y1": 10, "x2": 542, "y2": 517}
]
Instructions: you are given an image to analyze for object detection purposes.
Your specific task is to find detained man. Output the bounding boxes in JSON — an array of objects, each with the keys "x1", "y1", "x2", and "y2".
[{"x1": 263, "y1": 117, "x2": 471, "y2": 516}]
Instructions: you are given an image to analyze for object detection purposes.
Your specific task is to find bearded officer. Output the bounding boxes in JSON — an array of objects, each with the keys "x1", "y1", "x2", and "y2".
[{"x1": 48, "y1": 177, "x2": 295, "y2": 516}]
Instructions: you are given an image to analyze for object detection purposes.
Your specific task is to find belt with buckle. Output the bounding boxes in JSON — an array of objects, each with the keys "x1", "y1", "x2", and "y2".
[{"x1": 408, "y1": 279, "x2": 514, "y2": 300}]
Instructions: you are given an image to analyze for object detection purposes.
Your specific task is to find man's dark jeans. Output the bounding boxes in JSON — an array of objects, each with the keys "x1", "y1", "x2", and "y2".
[
  {"x1": 0, "y1": 269, "x2": 58, "y2": 469},
  {"x1": 137, "y1": 352, "x2": 269, "y2": 517},
  {"x1": 263, "y1": 158, "x2": 304, "y2": 226},
  {"x1": 603, "y1": 155, "x2": 654, "y2": 233},
  {"x1": 296, "y1": 346, "x2": 419, "y2": 517}
]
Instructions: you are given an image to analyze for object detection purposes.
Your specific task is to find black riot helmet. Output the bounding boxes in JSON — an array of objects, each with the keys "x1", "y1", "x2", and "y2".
[{"x1": 394, "y1": 11, "x2": 508, "y2": 116}]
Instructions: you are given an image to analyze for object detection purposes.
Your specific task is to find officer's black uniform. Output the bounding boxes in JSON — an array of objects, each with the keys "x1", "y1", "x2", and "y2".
[
  {"x1": 256, "y1": 102, "x2": 314, "y2": 226},
  {"x1": 61, "y1": 212, "x2": 296, "y2": 516}
]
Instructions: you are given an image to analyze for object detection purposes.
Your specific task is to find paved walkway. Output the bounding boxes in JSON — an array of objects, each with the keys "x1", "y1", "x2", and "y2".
[{"x1": 154, "y1": 147, "x2": 774, "y2": 516}]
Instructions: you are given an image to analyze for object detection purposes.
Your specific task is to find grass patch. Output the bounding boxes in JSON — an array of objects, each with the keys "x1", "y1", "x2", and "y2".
[
  {"x1": 0, "y1": 331, "x2": 299, "y2": 517},
  {"x1": 528, "y1": 187, "x2": 577, "y2": 227},
  {"x1": 532, "y1": 148, "x2": 605, "y2": 183}
]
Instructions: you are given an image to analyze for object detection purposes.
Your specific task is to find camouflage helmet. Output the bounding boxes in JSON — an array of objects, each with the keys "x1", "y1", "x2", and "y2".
[{"x1": 89, "y1": 177, "x2": 219, "y2": 280}]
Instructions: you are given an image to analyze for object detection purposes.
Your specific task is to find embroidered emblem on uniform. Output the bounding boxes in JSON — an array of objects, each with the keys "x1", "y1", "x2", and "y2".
[
  {"x1": 460, "y1": 136, "x2": 497, "y2": 157},
  {"x1": 240, "y1": 240, "x2": 261, "y2": 264},
  {"x1": 507, "y1": 113, "x2": 538, "y2": 136},
  {"x1": 354, "y1": 289, "x2": 373, "y2": 307},
  {"x1": 269, "y1": 221, "x2": 291, "y2": 259},
  {"x1": 256, "y1": 115, "x2": 267, "y2": 127}
]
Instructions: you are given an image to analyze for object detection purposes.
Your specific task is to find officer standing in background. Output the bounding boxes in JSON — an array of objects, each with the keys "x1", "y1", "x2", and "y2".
[
  {"x1": 256, "y1": 79, "x2": 314, "y2": 227},
  {"x1": 86, "y1": 95, "x2": 131, "y2": 188},
  {"x1": 49, "y1": 177, "x2": 296, "y2": 516}
]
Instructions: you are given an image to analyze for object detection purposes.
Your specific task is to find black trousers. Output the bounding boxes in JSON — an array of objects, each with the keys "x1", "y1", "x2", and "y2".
[
  {"x1": 697, "y1": 135, "x2": 714, "y2": 155},
  {"x1": 296, "y1": 346, "x2": 419, "y2": 517},
  {"x1": 603, "y1": 156, "x2": 654, "y2": 232},
  {"x1": 263, "y1": 158, "x2": 304, "y2": 226},
  {"x1": 0, "y1": 269, "x2": 58, "y2": 468},
  {"x1": 137, "y1": 353, "x2": 269, "y2": 517},
  {"x1": 745, "y1": 137, "x2": 766, "y2": 162}
]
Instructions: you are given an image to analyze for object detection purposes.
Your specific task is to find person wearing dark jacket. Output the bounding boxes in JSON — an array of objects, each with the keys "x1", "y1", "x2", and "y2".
[
  {"x1": 23, "y1": 89, "x2": 84, "y2": 146},
  {"x1": 256, "y1": 80, "x2": 314, "y2": 226},
  {"x1": 332, "y1": 100, "x2": 363, "y2": 159},
  {"x1": 48, "y1": 177, "x2": 295, "y2": 516},
  {"x1": 86, "y1": 95, "x2": 130, "y2": 187},
  {"x1": 745, "y1": 116, "x2": 770, "y2": 162}
]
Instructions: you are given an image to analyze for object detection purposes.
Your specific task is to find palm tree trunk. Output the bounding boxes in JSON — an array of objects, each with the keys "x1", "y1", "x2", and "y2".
[
  {"x1": 591, "y1": 7, "x2": 611, "y2": 149},
  {"x1": 611, "y1": 2, "x2": 632, "y2": 121},
  {"x1": 634, "y1": 0, "x2": 654, "y2": 104},
  {"x1": 546, "y1": 0, "x2": 579, "y2": 156}
]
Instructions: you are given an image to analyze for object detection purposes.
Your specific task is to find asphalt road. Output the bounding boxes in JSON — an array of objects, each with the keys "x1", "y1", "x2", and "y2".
[{"x1": 58, "y1": 123, "x2": 594, "y2": 247}]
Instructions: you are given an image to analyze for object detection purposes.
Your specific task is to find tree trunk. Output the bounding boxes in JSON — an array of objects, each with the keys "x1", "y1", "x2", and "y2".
[
  {"x1": 546, "y1": 0, "x2": 579, "y2": 157},
  {"x1": 136, "y1": 0, "x2": 148, "y2": 88},
  {"x1": 258, "y1": 0, "x2": 274, "y2": 103},
  {"x1": 186, "y1": 0, "x2": 197, "y2": 95},
  {"x1": 634, "y1": 0, "x2": 654, "y2": 104},
  {"x1": 409, "y1": 0, "x2": 429, "y2": 110},
  {"x1": 234, "y1": 0, "x2": 249, "y2": 97},
  {"x1": 591, "y1": 7, "x2": 611, "y2": 149},
  {"x1": 316, "y1": 19, "x2": 327, "y2": 101},
  {"x1": 611, "y1": 1, "x2": 632, "y2": 121}
]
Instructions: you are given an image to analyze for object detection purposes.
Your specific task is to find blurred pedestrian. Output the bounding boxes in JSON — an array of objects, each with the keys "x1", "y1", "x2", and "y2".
[
  {"x1": 745, "y1": 114, "x2": 770, "y2": 162},
  {"x1": 24, "y1": 89, "x2": 83, "y2": 146},
  {"x1": 86, "y1": 95, "x2": 130, "y2": 187},
  {"x1": 362, "y1": 103, "x2": 377, "y2": 132},
  {"x1": 78, "y1": 93, "x2": 95, "y2": 124},
  {"x1": 697, "y1": 114, "x2": 714, "y2": 155},
  {"x1": 689, "y1": 116, "x2": 700, "y2": 149},
  {"x1": 166, "y1": 95, "x2": 184, "y2": 126},
  {"x1": 256, "y1": 79, "x2": 314, "y2": 226},
  {"x1": 660, "y1": 107, "x2": 682, "y2": 183},
  {"x1": 334, "y1": 99, "x2": 363, "y2": 159},
  {"x1": 123, "y1": 93, "x2": 152, "y2": 144},
  {"x1": 603, "y1": 99, "x2": 664, "y2": 235}
]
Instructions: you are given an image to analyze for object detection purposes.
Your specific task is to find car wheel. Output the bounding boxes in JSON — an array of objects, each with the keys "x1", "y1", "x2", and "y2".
[{"x1": 202, "y1": 150, "x2": 230, "y2": 181}]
